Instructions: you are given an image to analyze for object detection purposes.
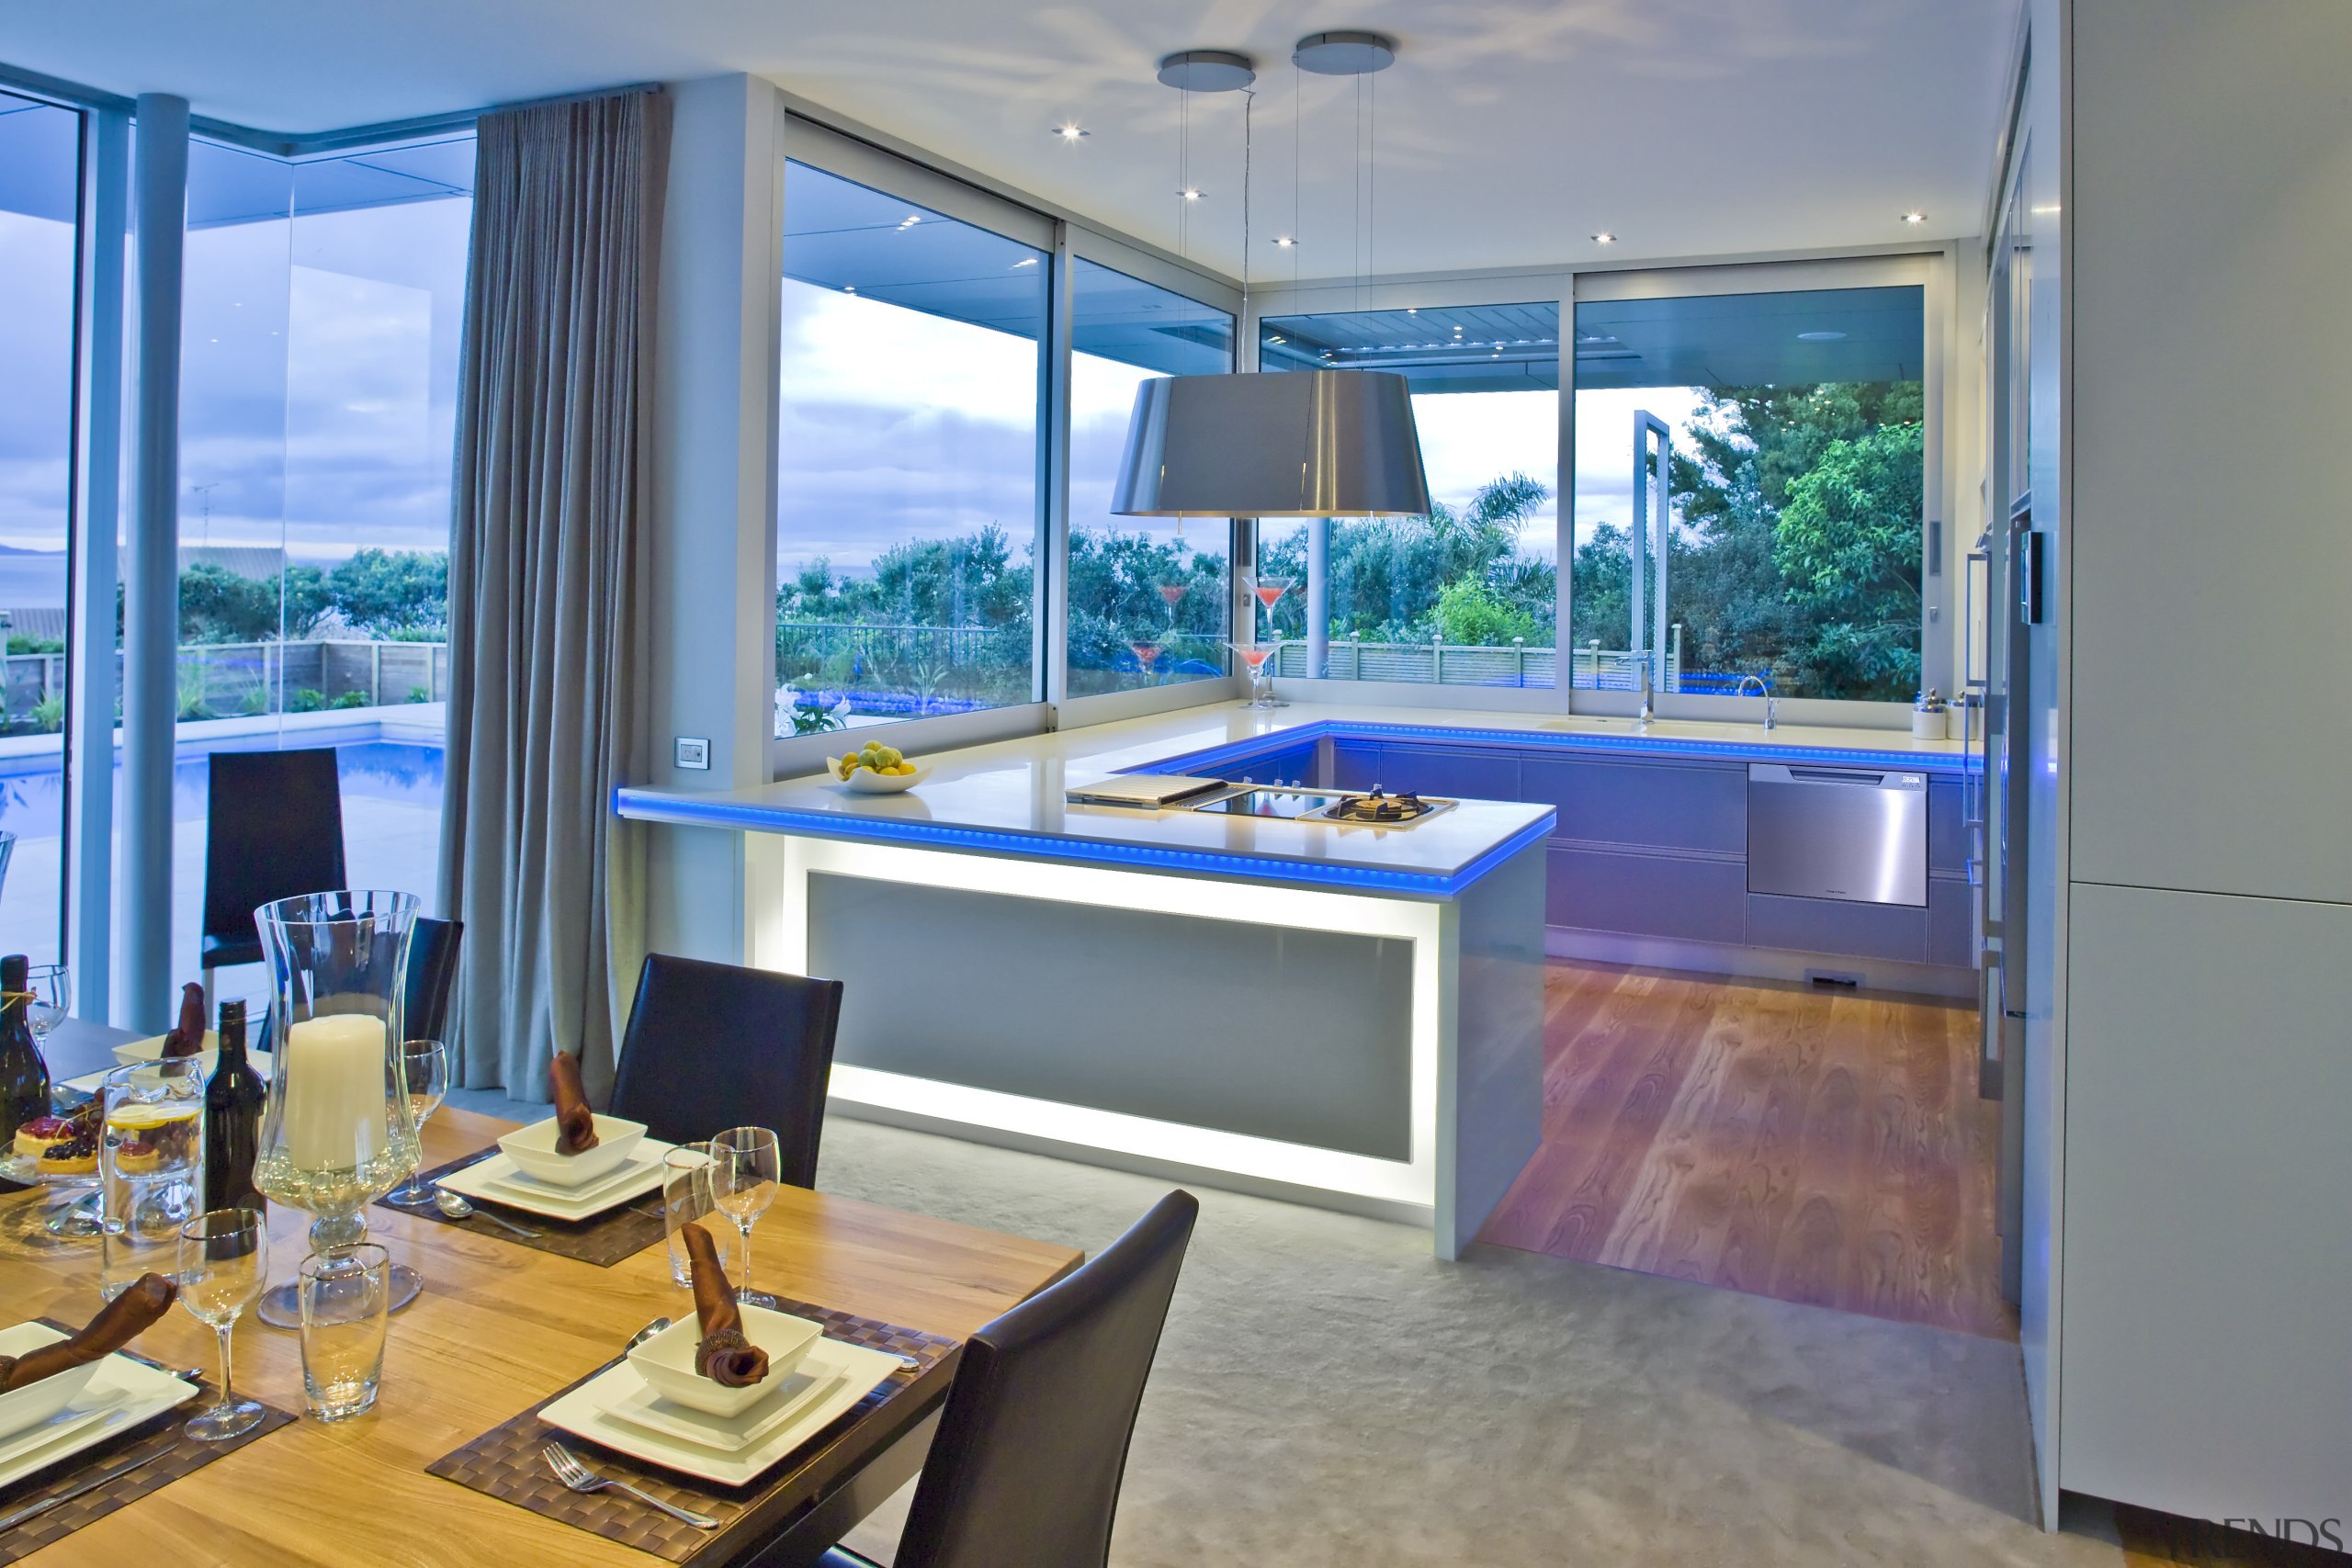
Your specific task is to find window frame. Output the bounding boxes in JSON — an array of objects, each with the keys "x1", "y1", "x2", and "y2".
[
  {"x1": 767, "y1": 122, "x2": 1246, "y2": 781},
  {"x1": 1241, "y1": 250, "x2": 1962, "y2": 726}
]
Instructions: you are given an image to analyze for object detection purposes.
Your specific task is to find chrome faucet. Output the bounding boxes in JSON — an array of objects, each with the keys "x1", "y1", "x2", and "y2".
[
  {"x1": 1736, "y1": 673, "x2": 1779, "y2": 731},
  {"x1": 1635, "y1": 660, "x2": 1655, "y2": 728}
]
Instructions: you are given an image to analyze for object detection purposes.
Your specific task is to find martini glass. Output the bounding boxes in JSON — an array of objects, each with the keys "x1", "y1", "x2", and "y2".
[
  {"x1": 1156, "y1": 581, "x2": 1188, "y2": 615},
  {"x1": 1130, "y1": 640, "x2": 1163, "y2": 683},
  {"x1": 1252, "y1": 576, "x2": 1293, "y2": 632},
  {"x1": 1227, "y1": 642, "x2": 1278, "y2": 709}
]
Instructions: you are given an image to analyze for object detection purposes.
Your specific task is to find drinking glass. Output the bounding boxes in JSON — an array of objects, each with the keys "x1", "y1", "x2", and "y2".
[
  {"x1": 382, "y1": 1041, "x2": 447, "y2": 1210},
  {"x1": 99, "y1": 1059, "x2": 206, "y2": 1301},
  {"x1": 660, "y1": 1142, "x2": 740, "y2": 1290},
  {"x1": 175, "y1": 1208, "x2": 268, "y2": 1440},
  {"x1": 707, "y1": 1127, "x2": 782, "y2": 1310},
  {"x1": 299, "y1": 1245, "x2": 390, "y2": 1422},
  {"x1": 25, "y1": 963, "x2": 68, "y2": 1042}
]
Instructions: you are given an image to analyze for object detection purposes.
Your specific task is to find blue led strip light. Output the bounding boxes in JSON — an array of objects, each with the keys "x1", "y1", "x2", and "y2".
[
  {"x1": 1136, "y1": 719, "x2": 1979, "y2": 779},
  {"x1": 614, "y1": 789, "x2": 1557, "y2": 897}
]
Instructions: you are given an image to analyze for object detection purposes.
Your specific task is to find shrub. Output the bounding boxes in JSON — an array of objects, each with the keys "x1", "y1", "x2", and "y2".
[
  {"x1": 407, "y1": 685, "x2": 432, "y2": 704},
  {"x1": 288, "y1": 687, "x2": 326, "y2": 713},
  {"x1": 330, "y1": 691, "x2": 369, "y2": 709},
  {"x1": 29, "y1": 694, "x2": 63, "y2": 734}
]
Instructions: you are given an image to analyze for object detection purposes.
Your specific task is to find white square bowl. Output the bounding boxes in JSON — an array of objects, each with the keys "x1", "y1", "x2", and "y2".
[
  {"x1": 626, "y1": 1306, "x2": 823, "y2": 1416},
  {"x1": 0, "y1": 1325, "x2": 103, "y2": 1441},
  {"x1": 495, "y1": 1113, "x2": 647, "y2": 1189}
]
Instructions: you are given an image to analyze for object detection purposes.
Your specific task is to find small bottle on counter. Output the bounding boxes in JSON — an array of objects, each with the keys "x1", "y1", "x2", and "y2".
[
  {"x1": 1912, "y1": 687, "x2": 1950, "y2": 740},
  {"x1": 202, "y1": 999, "x2": 267, "y2": 1213},
  {"x1": 0, "y1": 955, "x2": 50, "y2": 1145}
]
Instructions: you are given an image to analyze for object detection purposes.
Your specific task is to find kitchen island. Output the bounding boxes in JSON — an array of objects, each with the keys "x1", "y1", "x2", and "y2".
[{"x1": 617, "y1": 702, "x2": 1969, "y2": 1258}]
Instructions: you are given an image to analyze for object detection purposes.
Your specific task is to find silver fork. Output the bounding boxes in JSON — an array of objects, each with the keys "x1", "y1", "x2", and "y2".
[{"x1": 542, "y1": 1442, "x2": 718, "y2": 1529}]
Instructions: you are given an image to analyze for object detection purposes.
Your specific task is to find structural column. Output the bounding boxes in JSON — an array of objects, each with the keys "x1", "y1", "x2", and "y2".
[
  {"x1": 68, "y1": 107, "x2": 130, "y2": 1023},
  {"x1": 1305, "y1": 517, "x2": 1329, "y2": 678},
  {"x1": 121, "y1": 94, "x2": 188, "y2": 1032}
]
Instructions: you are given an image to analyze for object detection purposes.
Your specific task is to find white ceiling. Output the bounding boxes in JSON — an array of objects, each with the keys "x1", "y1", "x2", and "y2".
[{"x1": 2, "y1": 0, "x2": 2017, "y2": 277}]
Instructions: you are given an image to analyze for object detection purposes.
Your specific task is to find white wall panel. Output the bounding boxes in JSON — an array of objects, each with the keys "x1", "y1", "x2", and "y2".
[
  {"x1": 2063, "y1": 882, "x2": 2352, "y2": 1525},
  {"x1": 2069, "y1": 1, "x2": 2352, "y2": 903}
]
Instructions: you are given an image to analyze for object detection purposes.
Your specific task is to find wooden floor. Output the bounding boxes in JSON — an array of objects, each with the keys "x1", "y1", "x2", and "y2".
[{"x1": 1480, "y1": 959, "x2": 2016, "y2": 1341}]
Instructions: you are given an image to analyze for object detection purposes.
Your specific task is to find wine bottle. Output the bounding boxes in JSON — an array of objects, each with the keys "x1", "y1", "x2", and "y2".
[
  {"x1": 0, "y1": 954, "x2": 50, "y2": 1145},
  {"x1": 202, "y1": 999, "x2": 266, "y2": 1213}
]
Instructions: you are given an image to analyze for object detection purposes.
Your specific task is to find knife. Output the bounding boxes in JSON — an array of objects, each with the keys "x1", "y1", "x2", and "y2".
[{"x1": 0, "y1": 1445, "x2": 172, "y2": 1534}]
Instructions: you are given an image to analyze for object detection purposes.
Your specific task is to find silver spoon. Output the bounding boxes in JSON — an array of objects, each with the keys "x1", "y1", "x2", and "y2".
[
  {"x1": 434, "y1": 1189, "x2": 541, "y2": 1238},
  {"x1": 624, "y1": 1317, "x2": 672, "y2": 1351}
]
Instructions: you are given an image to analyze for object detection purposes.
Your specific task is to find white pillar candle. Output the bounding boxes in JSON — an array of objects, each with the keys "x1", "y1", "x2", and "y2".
[{"x1": 284, "y1": 1014, "x2": 389, "y2": 1170}]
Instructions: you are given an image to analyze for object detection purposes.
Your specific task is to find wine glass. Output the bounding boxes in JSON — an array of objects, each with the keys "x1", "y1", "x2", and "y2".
[
  {"x1": 25, "y1": 963, "x2": 67, "y2": 1042},
  {"x1": 707, "y1": 1127, "x2": 782, "y2": 1310},
  {"x1": 383, "y1": 1040, "x2": 447, "y2": 1209},
  {"x1": 175, "y1": 1207, "x2": 268, "y2": 1440}
]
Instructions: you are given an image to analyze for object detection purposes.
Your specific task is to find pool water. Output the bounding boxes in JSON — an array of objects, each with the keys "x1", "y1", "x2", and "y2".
[{"x1": 0, "y1": 741, "x2": 447, "y2": 839}]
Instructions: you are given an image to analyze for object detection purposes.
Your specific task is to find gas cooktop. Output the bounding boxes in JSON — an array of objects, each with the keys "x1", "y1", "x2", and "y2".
[{"x1": 1182, "y1": 784, "x2": 1458, "y2": 828}]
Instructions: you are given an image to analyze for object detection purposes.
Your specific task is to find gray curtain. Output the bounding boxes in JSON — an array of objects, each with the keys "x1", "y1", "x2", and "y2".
[{"x1": 439, "y1": 90, "x2": 669, "y2": 1101}]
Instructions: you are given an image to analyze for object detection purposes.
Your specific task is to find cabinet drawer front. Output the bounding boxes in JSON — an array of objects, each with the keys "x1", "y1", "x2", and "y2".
[
  {"x1": 1928, "y1": 777, "x2": 1970, "y2": 876},
  {"x1": 1331, "y1": 741, "x2": 1384, "y2": 792},
  {"x1": 1927, "y1": 877, "x2": 1977, "y2": 967},
  {"x1": 1546, "y1": 846, "x2": 1748, "y2": 946},
  {"x1": 1747, "y1": 892, "x2": 1928, "y2": 963},
  {"x1": 1364, "y1": 742, "x2": 1521, "y2": 802},
  {"x1": 1522, "y1": 755, "x2": 1747, "y2": 853},
  {"x1": 1233, "y1": 745, "x2": 1317, "y2": 788}
]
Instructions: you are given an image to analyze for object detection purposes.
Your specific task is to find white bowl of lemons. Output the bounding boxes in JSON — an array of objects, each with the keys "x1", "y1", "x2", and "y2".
[{"x1": 833, "y1": 741, "x2": 927, "y2": 793}]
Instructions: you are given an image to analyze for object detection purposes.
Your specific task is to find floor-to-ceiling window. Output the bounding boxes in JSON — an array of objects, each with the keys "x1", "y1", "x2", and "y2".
[
  {"x1": 1568, "y1": 282, "x2": 1927, "y2": 701},
  {"x1": 170, "y1": 132, "x2": 470, "y2": 996},
  {"x1": 775, "y1": 159, "x2": 1045, "y2": 736},
  {"x1": 1256, "y1": 304, "x2": 1560, "y2": 687},
  {"x1": 0, "y1": 91, "x2": 84, "y2": 967},
  {"x1": 1067, "y1": 257, "x2": 1233, "y2": 697}
]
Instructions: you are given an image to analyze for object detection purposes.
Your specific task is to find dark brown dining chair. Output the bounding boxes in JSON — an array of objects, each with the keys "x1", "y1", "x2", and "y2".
[
  {"x1": 200, "y1": 748, "x2": 347, "y2": 1009},
  {"x1": 606, "y1": 953, "x2": 843, "y2": 1183},
  {"x1": 819, "y1": 1190, "x2": 1200, "y2": 1568}
]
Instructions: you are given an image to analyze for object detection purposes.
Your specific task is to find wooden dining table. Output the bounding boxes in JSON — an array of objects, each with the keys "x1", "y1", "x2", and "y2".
[{"x1": 0, "y1": 1021, "x2": 1082, "y2": 1567}]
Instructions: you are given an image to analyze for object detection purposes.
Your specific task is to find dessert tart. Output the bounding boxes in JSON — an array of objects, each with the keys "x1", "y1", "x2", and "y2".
[
  {"x1": 12, "y1": 1114, "x2": 76, "y2": 1163},
  {"x1": 37, "y1": 1128, "x2": 97, "y2": 1177}
]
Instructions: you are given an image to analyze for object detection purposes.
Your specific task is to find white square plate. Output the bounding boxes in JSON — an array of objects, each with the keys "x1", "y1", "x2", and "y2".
[
  {"x1": 0, "y1": 1325, "x2": 200, "y2": 1493},
  {"x1": 537, "y1": 1337, "x2": 903, "y2": 1486},
  {"x1": 436, "y1": 1144, "x2": 672, "y2": 1221},
  {"x1": 601, "y1": 1360, "x2": 851, "y2": 1453}
]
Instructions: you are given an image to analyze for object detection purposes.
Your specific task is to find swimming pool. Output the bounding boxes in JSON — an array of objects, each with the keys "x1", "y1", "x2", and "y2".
[{"x1": 0, "y1": 739, "x2": 447, "y2": 840}]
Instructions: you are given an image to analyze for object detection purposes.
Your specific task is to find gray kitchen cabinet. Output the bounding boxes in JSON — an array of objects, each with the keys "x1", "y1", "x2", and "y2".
[
  {"x1": 1356, "y1": 741, "x2": 1521, "y2": 803},
  {"x1": 1927, "y1": 877, "x2": 1975, "y2": 968},
  {"x1": 1331, "y1": 741, "x2": 1384, "y2": 792},
  {"x1": 1747, "y1": 891, "x2": 1929, "y2": 964},
  {"x1": 1928, "y1": 776, "x2": 1969, "y2": 878},
  {"x1": 1547, "y1": 846, "x2": 1748, "y2": 947},
  {"x1": 1521, "y1": 754, "x2": 1746, "y2": 854}
]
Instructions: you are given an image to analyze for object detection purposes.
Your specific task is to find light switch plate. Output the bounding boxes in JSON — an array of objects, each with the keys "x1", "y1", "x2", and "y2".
[{"x1": 674, "y1": 737, "x2": 710, "y2": 771}]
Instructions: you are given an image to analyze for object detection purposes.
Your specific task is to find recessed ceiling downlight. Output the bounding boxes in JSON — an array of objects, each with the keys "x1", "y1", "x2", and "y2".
[
  {"x1": 1293, "y1": 30, "x2": 1397, "y2": 75},
  {"x1": 1797, "y1": 331, "x2": 1847, "y2": 342}
]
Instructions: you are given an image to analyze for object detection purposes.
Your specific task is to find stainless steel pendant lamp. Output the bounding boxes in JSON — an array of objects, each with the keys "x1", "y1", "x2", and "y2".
[{"x1": 1113, "y1": 34, "x2": 1429, "y2": 520}]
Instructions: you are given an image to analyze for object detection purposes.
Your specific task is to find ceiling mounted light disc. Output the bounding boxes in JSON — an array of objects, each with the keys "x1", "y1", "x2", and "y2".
[
  {"x1": 1157, "y1": 51, "x2": 1257, "y2": 92},
  {"x1": 1293, "y1": 30, "x2": 1397, "y2": 75}
]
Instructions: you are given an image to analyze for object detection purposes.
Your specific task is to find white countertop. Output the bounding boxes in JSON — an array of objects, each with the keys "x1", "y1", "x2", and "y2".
[{"x1": 616, "y1": 701, "x2": 1969, "y2": 896}]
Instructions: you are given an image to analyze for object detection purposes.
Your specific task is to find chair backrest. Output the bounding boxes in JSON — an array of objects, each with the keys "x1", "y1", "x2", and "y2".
[
  {"x1": 401, "y1": 918, "x2": 464, "y2": 1043},
  {"x1": 606, "y1": 954, "x2": 842, "y2": 1180},
  {"x1": 896, "y1": 1190, "x2": 1200, "y2": 1568},
  {"x1": 201, "y1": 749, "x2": 348, "y2": 948}
]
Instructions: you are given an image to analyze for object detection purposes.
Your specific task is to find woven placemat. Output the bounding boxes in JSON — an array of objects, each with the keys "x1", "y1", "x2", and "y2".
[
  {"x1": 427, "y1": 1298, "x2": 960, "y2": 1563},
  {"x1": 375, "y1": 1148, "x2": 668, "y2": 1267},
  {"x1": 0, "y1": 1328, "x2": 295, "y2": 1564}
]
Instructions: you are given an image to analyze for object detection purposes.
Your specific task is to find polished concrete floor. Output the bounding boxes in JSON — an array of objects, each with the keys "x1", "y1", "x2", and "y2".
[{"x1": 1483, "y1": 962, "x2": 2014, "y2": 1340}]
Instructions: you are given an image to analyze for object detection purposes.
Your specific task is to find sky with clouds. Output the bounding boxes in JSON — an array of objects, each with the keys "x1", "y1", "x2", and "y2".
[{"x1": 0, "y1": 196, "x2": 1714, "y2": 615}]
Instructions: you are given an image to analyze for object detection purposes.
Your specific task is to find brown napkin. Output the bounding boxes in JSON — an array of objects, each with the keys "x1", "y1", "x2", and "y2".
[
  {"x1": 682, "y1": 1222, "x2": 769, "y2": 1387},
  {"x1": 0, "y1": 1273, "x2": 177, "y2": 1392},
  {"x1": 548, "y1": 1051, "x2": 599, "y2": 1155},
  {"x1": 160, "y1": 982, "x2": 207, "y2": 1057}
]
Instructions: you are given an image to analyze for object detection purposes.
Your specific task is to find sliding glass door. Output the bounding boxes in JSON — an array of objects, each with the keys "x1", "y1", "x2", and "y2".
[{"x1": 0, "y1": 91, "x2": 85, "y2": 967}]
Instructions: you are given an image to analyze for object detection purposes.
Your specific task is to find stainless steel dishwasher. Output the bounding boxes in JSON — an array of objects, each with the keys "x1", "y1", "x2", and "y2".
[{"x1": 1747, "y1": 763, "x2": 1928, "y2": 907}]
